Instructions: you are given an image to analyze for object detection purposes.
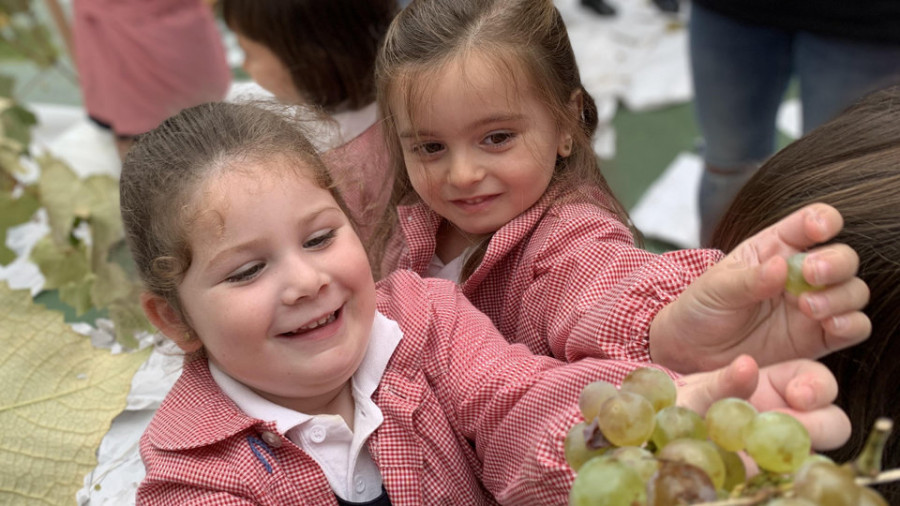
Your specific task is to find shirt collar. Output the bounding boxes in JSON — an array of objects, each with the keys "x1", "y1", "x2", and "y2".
[{"x1": 209, "y1": 311, "x2": 403, "y2": 435}]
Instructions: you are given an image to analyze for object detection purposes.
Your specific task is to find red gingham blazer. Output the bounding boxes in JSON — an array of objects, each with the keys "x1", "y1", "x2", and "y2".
[
  {"x1": 383, "y1": 186, "x2": 723, "y2": 364},
  {"x1": 137, "y1": 271, "x2": 657, "y2": 505}
]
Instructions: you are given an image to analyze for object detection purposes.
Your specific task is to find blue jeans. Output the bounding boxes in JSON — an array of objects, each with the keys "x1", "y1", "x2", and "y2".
[{"x1": 690, "y1": 3, "x2": 900, "y2": 245}]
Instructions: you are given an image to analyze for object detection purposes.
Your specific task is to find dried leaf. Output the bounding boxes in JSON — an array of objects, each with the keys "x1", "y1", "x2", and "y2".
[{"x1": 0, "y1": 282, "x2": 150, "y2": 505}]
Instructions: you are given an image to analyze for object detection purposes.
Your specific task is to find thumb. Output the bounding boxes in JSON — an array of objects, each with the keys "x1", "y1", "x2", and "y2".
[{"x1": 677, "y1": 355, "x2": 760, "y2": 415}]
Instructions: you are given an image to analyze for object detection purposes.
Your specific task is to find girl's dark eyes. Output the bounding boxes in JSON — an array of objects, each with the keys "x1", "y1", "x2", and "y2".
[
  {"x1": 226, "y1": 263, "x2": 264, "y2": 283},
  {"x1": 412, "y1": 142, "x2": 444, "y2": 156},
  {"x1": 303, "y1": 229, "x2": 337, "y2": 249},
  {"x1": 484, "y1": 132, "x2": 514, "y2": 146}
]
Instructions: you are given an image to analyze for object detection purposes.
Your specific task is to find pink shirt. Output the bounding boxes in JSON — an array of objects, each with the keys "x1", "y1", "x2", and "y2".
[
  {"x1": 72, "y1": 0, "x2": 231, "y2": 136},
  {"x1": 321, "y1": 122, "x2": 391, "y2": 246},
  {"x1": 137, "y1": 271, "x2": 659, "y2": 505},
  {"x1": 384, "y1": 187, "x2": 724, "y2": 363}
]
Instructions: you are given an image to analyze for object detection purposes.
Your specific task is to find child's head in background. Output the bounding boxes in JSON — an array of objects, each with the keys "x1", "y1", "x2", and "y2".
[
  {"x1": 222, "y1": 0, "x2": 398, "y2": 111},
  {"x1": 121, "y1": 102, "x2": 376, "y2": 415},
  {"x1": 710, "y1": 85, "x2": 900, "y2": 494},
  {"x1": 372, "y1": 0, "x2": 628, "y2": 270}
]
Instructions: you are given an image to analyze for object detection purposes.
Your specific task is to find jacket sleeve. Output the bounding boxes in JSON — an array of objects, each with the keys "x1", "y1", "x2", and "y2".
[
  {"x1": 407, "y1": 274, "x2": 674, "y2": 505},
  {"x1": 519, "y1": 208, "x2": 722, "y2": 363}
]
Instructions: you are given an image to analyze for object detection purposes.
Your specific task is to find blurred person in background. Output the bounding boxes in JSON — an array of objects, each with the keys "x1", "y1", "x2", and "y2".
[
  {"x1": 71, "y1": 0, "x2": 232, "y2": 159},
  {"x1": 690, "y1": 0, "x2": 900, "y2": 246}
]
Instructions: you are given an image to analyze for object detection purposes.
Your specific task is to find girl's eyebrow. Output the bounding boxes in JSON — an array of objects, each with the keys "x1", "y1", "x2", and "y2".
[
  {"x1": 204, "y1": 206, "x2": 341, "y2": 271},
  {"x1": 398, "y1": 113, "x2": 525, "y2": 139}
]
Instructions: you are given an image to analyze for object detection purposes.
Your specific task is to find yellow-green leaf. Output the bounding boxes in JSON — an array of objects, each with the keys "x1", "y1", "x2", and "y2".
[
  {"x1": 108, "y1": 298, "x2": 153, "y2": 350},
  {"x1": 0, "y1": 282, "x2": 151, "y2": 505},
  {"x1": 58, "y1": 274, "x2": 95, "y2": 316},
  {"x1": 0, "y1": 190, "x2": 40, "y2": 265},
  {"x1": 29, "y1": 236, "x2": 90, "y2": 290},
  {"x1": 1, "y1": 102, "x2": 37, "y2": 146},
  {"x1": 0, "y1": 136, "x2": 26, "y2": 178}
]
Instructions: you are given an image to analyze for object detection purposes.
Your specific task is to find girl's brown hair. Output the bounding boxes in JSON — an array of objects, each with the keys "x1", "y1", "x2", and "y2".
[
  {"x1": 222, "y1": 0, "x2": 398, "y2": 112},
  {"x1": 120, "y1": 101, "x2": 344, "y2": 327},
  {"x1": 368, "y1": 0, "x2": 631, "y2": 279},
  {"x1": 711, "y1": 85, "x2": 900, "y2": 499}
]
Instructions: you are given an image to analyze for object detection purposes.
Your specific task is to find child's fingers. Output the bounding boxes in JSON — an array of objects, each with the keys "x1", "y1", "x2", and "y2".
[
  {"x1": 798, "y1": 278, "x2": 870, "y2": 320},
  {"x1": 801, "y1": 243, "x2": 860, "y2": 286},
  {"x1": 677, "y1": 355, "x2": 759, "y2": 414},
  {"x1": 778, "y1": 405, "x2": 852, "y2": 451},
  {"x1": 818, "y1": 311, "x2": 872, "y2": 353},
  {"x1": 753, "y1": 359, "x2": 838, "y2": 411},
  {"x1": 765, "y1": 203, "x2": 844, "y2": 250}
]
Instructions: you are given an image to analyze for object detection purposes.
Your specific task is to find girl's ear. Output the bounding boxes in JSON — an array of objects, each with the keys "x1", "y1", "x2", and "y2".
[
  {"x1": 557, "y1": 89, "x2": 584, "y2": 158},
  {"x1": 141, "y1": 292, "x2": 203, "y2": 353}
]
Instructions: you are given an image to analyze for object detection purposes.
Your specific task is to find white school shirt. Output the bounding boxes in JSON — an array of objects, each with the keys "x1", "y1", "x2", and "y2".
[
  {"x1": 425, "y1": 246, "x2": 474, "y2": 282},
  {"x1": 209, "y1": 312, "x2": 403, "y2": 502}
]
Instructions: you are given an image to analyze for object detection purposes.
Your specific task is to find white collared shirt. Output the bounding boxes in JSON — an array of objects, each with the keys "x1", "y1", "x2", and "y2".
[
  {"x1": 425, "y1": 246, "x2": 474, "y2": 282},
  {"x1": 210, "y1": 312, "x2": 403, "y2": 502}
]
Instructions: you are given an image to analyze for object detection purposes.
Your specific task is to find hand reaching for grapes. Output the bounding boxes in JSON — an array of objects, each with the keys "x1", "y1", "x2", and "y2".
[
  {"x1": 649, "y1": 202, "x2": 872, "y2": 373},
  {"x1": 675, "y1": 354, "x2": 851, "y2": 451}
]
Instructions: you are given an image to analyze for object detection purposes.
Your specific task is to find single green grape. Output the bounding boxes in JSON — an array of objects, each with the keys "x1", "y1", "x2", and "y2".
[
  {"x1": 859, "y1": 485, "x2": 890, "y2": 506},
  {"x1": 744, "y1": 411, "x2": 811, "y2": 474},
  {"x1": 705, "y1": 397, "x2": 758, "y2": 452},
  {"x1": 785, "y1": 253, "x2": 821, "y2": 296},
  {"x1": 569, "y1": 455, "x2": 647, "y2": 506},
  {"x1": 650, "y1": 405, "x2": 707, "y2": 450},
  {"x1": 620, "y1": 367, "x2": 677, "y2": 412},
  {"x1": 766, "y1": 498, "x2": 818, "y2": 505},
  {"x1": 646, "y1": 460, "x2": 717, "y2": 505},
  {"x1": 793, "y1": 461, "x2": 860, "y2": 506},
  {"x1": 564, "y1": 422, "x2": 610, "y2": 471},
  {"x1": 656, "y1": 438, "x2": 726, "y2": 490},
  {"x1": 611, "y1": 446, "x2": 659, "y2": 482},
  {"x1": 597, "y1": 391, "x2": 656, "y2": 447},
  {"x1": 715, "y1": 444, "x2": 746, "y2": 492},
  {"x1": 578, "y1": 380, "x2": 618, "y2": 422},
  {"x1": 799, "y1": 453, "x2": 834, "y2": 470}
]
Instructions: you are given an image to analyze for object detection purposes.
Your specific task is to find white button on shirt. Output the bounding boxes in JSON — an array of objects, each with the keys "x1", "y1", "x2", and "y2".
[
  {"x1": 210, "y1": 312, "x2": 403, "y2": 503},
  {"x1": 309, "y1": 425, "x2": 326, "y2": 443}
]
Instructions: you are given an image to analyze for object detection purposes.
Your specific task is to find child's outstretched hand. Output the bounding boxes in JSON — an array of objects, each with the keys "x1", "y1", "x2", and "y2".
[
  {"x1": 649, "y1": 203, "x2": 871, "y2": 373},
  {"x1": 676, "y1": 354, "x2": 850, "y2": 450}
]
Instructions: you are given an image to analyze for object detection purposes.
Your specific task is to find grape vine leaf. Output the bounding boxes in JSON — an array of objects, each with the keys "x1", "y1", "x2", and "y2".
[
  {"x1": 1, "y1": 102, "x2": 37, "y2": 146},
  {"x1": 0, "y1": 190, "x2": 39, "y2": 265},
  {"x1": 0, "y1": 282, "x2": 151, "y2": 505}
]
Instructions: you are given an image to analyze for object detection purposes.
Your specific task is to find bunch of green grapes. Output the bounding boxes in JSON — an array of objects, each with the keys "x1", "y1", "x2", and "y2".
[{"x1": 566, "y1": 367, "x2": 892, "y2": 505}]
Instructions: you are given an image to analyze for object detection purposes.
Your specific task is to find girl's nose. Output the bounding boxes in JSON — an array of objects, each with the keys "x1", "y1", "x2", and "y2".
[
  {"x1": 446, "y1": 152, "x2": 486, "y2": 187},
  {"x1": 281, "y1": 257, "x2": 327, "y2": 305}
]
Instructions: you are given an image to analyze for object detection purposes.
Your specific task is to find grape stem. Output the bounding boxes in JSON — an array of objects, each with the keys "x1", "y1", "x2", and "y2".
[{"x1": 696, "y1": 467, "x2": 900, "y2": 505}]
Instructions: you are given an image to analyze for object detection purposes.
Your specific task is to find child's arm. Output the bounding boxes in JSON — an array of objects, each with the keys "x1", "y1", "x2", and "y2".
[
  {"x1": 514, "y1": 201, "x2": 722, "y2": 363},
  {"x1": 401, "y1": 274, "x2": 847, "y2": 504},
  {"x1": 649, "y1": 203, "x2": 871, "y2": 373}
]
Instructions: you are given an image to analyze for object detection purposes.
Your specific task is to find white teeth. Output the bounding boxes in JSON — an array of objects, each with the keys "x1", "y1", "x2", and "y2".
[
  {"x1": 463, "y1": 197, "x2": 485, "y2": 204},
  {"x1": 295, "y1": 312, "x2": 336, "y2": 332}
]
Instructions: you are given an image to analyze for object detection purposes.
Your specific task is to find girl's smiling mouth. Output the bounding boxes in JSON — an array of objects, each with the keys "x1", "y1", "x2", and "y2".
[
  {"x1": 451, "y1": 194, "x2": 499, "y2": 211},
  {"x1": 278, "y1": 308, "x2": 341, "y2": 338}
]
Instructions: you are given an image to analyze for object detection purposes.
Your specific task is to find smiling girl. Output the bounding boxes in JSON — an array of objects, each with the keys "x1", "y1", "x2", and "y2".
[{"x1": 370, "y1": 0, "x2": 871, "y2": 374}]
